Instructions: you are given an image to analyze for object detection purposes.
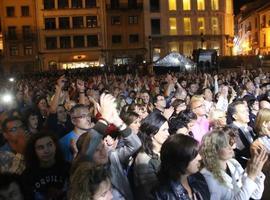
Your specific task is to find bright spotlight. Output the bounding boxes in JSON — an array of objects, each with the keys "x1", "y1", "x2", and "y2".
[
  {"x1": 100, "y1": 64, "x2": 104, "y2": 67},
  {"x1": 9, "y1": 78, "x2": 15, "y2": 82},
  {"x1": 2, "y1": 93, "x2": 13, "y2": 104}
]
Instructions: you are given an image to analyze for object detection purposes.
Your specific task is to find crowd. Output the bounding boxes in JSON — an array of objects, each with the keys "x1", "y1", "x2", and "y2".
[{"x1": 0, "y1": 67, "x2": 270, "y2": 200}]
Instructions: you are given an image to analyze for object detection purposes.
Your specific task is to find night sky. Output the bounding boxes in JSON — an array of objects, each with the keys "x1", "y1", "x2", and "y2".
[{"x1": 234, "y1": 0, "x2": 254, "y2": 15}]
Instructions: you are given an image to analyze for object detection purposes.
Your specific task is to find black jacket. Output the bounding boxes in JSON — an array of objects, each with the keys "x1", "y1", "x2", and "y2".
[{"x1": 153, "y1": 172, "x2": 210, "y2": 200}]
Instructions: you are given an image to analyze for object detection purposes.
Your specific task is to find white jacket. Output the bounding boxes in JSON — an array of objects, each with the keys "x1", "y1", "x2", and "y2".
[{"x1": 201, "y1": 158, "x2": 265, "y2": 200}]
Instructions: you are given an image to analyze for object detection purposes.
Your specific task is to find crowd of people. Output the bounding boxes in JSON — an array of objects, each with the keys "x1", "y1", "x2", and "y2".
[{"x1": 0, "y1": 67, "x2": 270, "y2": 200}]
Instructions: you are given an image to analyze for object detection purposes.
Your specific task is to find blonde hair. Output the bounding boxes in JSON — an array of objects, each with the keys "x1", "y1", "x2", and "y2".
[
  {"x1": 208, "y1": 109, "x2": 226, "y2": 129},
  {"x1": 255, "y1": 108, "x2": 270, "y2": 135},
  {"x1": 69, "y1": 162, "x2": 109, "y2": 200},
  {"x1": 201, "y1": 128, "x2": 234, "y2": 185},
  {"x1": 190, "y1": 95, "x2": 204, "y2": 109}
]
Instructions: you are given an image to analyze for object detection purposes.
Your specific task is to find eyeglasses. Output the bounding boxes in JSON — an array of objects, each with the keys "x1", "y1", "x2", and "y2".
[
  {"x1": 193, "y1": 104, "x2": 205, "y2": 110},
  {"x1": 72, "y1": 113, "x2": 91, "y2": 119},
  {"x1": 8, "y1": 124, "x2": 24, "y2": 133}
]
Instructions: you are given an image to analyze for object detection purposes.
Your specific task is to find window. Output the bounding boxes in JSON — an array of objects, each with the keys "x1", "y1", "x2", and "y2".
[
  {"x1": 111, "y1": 16, "x2": 121, "y2": 25},
  {"x1": 151, "y1": 19, "x2": 160, "y2": 35},
  {"x1": 46, "y1": 37, "x2": 57, "y2": 49},
  {"x1": 86, "y1": 0, "x2": 96, "y2": 7},
  {"x1": 10, "y1": 45, "x2": 19, "y2": 56},
  {"x1": 112, "y1": 35, "x2": 122, "y2": 44},
  {"x1": 72, "y1": 17, "x2": 84, "y2": 28},
  {"x1": 21, "y1": 6, "x2": 29, "y2": 16},
  {"x1": 45, "y1": 18, "x2": 56, "y2": 30},
  {"x1": 168, "y1": 0, "x2": 177, "y2": 11},
  {"x1": 129, "y1": 16, "x2": 138, "y2": 24},
  {"x1": 183, "y1": 0, "x2": 190, "y2": 10},
  {"x1": 86, "y1": 16, "x2": 97, "y2": 28},
  {"x1": 183, "y1": 41, "x2": 193, "y2": 56},
  {"x1": 72, "y1": 0, "x2": 82, "y2": 8},
  {"x1": 211, "y1": 17, "x2": 219, "y2": 34},
  {"x1": 58, "y1": 0, "x2": 69, "y2": 8},
  {"x1": 129, "y1": 34, "x2": 139, "y2": 43},
  {"x1": 211, "y1": 0, "x2": 219, "y2": 10},
  {"x1": 87, "y1": 35, "x2": 98, "y2": 47},
  {"x1": 24, "y1": 45, "x2": 33, "y2": 55},
  {"x1": 169, "y1": 42, "x2": 179, "y2": 52},
  {"x1": 198, "y1": 17, "x2": 205, "y2": 34},
  {"x1": 128, "y1": 0, "x2": 137, "y2": 8},
  {"x1": 59, "y1": 17, "x2": 70, "y2": 29},
  {"x1": 60, "y1": 36, "x2": 71, "y2": 48},
  {"x1": 150, "y1": 0, "x2": 160, "y2": 12},
  {"x1": 73, "y1": 35, "x2": 85, "y2": 48},
  {"x1": 184, "y1": 18, "x2": 191, "y2": 35},
  {"x1": 44, "y1": 0, "x2": 55, "y2": 9},
  {"x1": 8, "y1": 26, "x2": 17, "y2": 39},
  {"x1": 169, "y1": 18, "x2": 177, "y2": 35},
  {"x1": 6, "y1": 7, "x2": 15, "y2": 17},
  {"x1": 197, "y1": 0, "x2": 205, "y2": 10},
  {"x1": 226, "y1": 0, "x2": 232, "y2": 14},
  {"x1": 22, "y1": 26, "x2": 31, "y2": 39},
  {"x1": 111, "y1": 0, "x2": 120, "y2": 8}
]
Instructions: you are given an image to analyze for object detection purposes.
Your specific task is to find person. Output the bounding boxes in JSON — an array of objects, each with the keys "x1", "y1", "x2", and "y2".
[
  {"x1": 190, "y1": 95, "x2": 210, "y2": 143},
  {"x1": 254, "y1": 108, "x2": 270, "y2": 153},
  {"x1": 134, "y1": 112, "x2": 169, "y2": 199},
  {"x1": 227, "y1": 100, "x2": 257, "y2": 168},
  {"x1": 59, "y1": 104, "x2": 92, "y2": 162},
  {"x1": 0, "y1": 173, "x2": 25, "y2": 200},
  {"x1": 21, "y1": 131, "x2": 70, "y2": 200},
  {"x1": 120, "y1": 111, "x2": 141, "y2": 134},
  {"x1": 154, "y1": 134, "x2": 210, "y2": 200},
  {"x1": 47, "y1": 75, "x2": 73, "y2": 139},
  {"x1": 208, "y1": 109, "x2": 227, "y2": 129},
  {"x1": 69, "y1": 162, "x2": 113, "y2": 200},
  {"x1": 152, "y1": 94, "x2": 167, "y2": 115},
  {"x1": 200, "y1": 128, "x2": 267, "y2": 200},
  {"x1": 23, "y1": 109, "x2": 40, "y2": 135},
  {"x1": 0, "y1": 117, "x2": 27, "y2": 154},
  {"x1": 73, "y1": 93, "x2": 141, "y2": 200}
]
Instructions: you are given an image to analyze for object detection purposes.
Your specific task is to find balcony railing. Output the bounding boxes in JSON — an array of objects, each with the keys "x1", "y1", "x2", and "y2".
[{"x1": 106, "y1": 3, "x2": 143, "y2": 10}]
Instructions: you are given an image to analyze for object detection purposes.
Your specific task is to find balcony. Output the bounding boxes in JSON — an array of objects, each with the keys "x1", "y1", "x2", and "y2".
[
  {"x1": 106, "y1": 3, "x2": 143, "y2": 10},
  {"x1": 4, "y1": 33, "x2": 36, "y2": 41}
]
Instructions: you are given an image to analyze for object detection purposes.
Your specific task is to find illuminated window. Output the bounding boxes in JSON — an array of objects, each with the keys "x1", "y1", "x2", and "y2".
[
  {"x1": 169, "y1": 18, "x2": 177, "y2": 35},
  {"x1": 211, "y1": 0, "x2": 219, "y2": 10},
  {"x1": 184, "y1": 18, "x2": 191, "y2": 35},
  {"x1": 183, "y1": 0, "x2": 191, "y2": 10},
  {"x1": 197, "y1": 41, "x2": 206, "y2": 49},
  {"x1": 211, "y1": 17, "x2": 219, "y2": 34},
  {"x1": 226, "y1": 0, "x2": 232, "y2": 14},
  {"x1": 183, "y1": 41, "x2": 193, "y2": 56},
  {"x1": 169, "y1": 42, "x2": 179, "y2": 52},
  {"x1": 198, "y1": 17, "x2": 205, "y2": 34},
  {"x1": 168, "y1": 0, "x2": 177, "y2": 11},
  {"x1": 197, "y1": 0, "x2": 205, "y2": 10}
]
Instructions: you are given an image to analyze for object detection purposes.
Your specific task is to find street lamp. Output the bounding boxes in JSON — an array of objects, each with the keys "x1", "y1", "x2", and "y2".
[{"x1": 200, "y1": 33, "x2": 205, "y2": 49}]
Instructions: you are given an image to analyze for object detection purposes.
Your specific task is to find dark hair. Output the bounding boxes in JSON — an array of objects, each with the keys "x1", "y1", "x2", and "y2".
[
  {"x1": 138, "y1": 112, "x2": 167, "y2": 158},
  {"x1": 120, "y1": 111, "x2": 139, "y2": 126},
  {"x1": 178, "y1": 109, "x2": 197, "y2": 124},
  {"x1": 153, "y1": 94, "x2": 163, "y2": 105},
  {"x1": 169, "y1": 117, "x2": 187, "y2": 135},
  {"x1": 158, "y1": 134, "x2": 199, "y2": 184},
  {"x1": 23, "y1": 108, "x2": 40, "y2": 129},
  {"x1": 0, "y1": 173, "x2": 24, "y2": 196},
  {"x1": 171, "y1": 99, "x2": 186, "y2": 110},
  {"x1": 2, "y1": 116, "x2": 23, "y2": 132},
  {"x1": 24, "y1": 131, "x2": 64, "y2": 169},
  {"x1": 226, "y1": 100, "x2": 245, "y2": 124}
]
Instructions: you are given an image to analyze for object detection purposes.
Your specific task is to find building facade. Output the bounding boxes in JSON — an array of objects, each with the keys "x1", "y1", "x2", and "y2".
[
  {"x1": 0, "y1": 0, "x2": 38, "y2": 73},
  {"x1": 35, "y1": 0, "x2": 106, "y2": 70},
  {"x1": 235, "y1": 0, "x2": 270, "y2": 55},
  {"x1": 105, "y1": 0, "x2": 146, "y2": 65},
  {"x1": 144, "y1": 0, "x2": 234, "y2": 62}
]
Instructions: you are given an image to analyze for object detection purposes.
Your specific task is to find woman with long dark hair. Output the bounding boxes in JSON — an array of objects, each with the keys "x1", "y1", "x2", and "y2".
[
  {"x1": 154, "y1": 134, "x2": 210, "y2": 200},
  {"x1": 133, "y1": 112, "x2": 170, "y2": 199},
  {"x1": 21, "y1": 131, "x2": 70, "y2": 200}
]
